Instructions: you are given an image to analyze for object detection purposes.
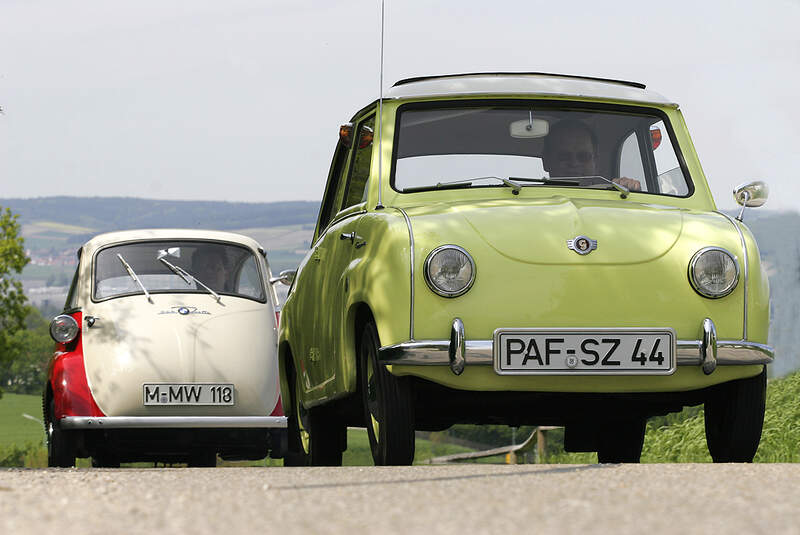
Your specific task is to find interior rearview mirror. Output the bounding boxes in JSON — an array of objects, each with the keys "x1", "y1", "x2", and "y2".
[{"x1": 510, "y1": 117, "x2": 549, "y2": 138}]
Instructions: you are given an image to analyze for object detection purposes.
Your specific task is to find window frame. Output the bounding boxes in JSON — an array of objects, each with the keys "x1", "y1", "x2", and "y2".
[
  {"x1": 90, "y1": 239, "x2": 267, "y2": 304},
  {"x1": 340, "y1": 112, "x2": 376, "y2": 212},
  {"x1": 389, "y1": 99, "x2": 695, "y2": 199}
]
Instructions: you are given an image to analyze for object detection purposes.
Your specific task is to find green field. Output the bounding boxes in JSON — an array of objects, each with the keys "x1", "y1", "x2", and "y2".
[{"x1": 0, "y1": 393, "x2": 45, "y2": 448}]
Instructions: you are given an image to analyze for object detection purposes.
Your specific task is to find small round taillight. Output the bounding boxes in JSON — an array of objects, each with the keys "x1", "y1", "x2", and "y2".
[{"x1": 50, "y1": 315, "x2": 80, "y2": 344}]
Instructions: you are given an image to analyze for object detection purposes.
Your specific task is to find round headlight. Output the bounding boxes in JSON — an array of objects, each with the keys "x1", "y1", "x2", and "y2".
[
  {"x1": 424, "y1": 245, "x2": 476, "y2": 297},
  {"x1": 50, "y1": 314, "x2": 80, "y2": 344},
  {"x1": 689, "y1": 247, "x2": 739, "y2": 298}
]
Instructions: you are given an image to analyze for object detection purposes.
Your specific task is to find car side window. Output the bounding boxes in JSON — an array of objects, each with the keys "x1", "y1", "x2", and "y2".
[
  {"x1": 341, "y1": 114, "x2": 375, "y2": 209},
  {"x1": 619, "y1": 132, "x2": 647, "y2": 191},
  {"x1": 234, "y1": 256, "x2": 263, "y2": 299},
  {"x1": 64, "y1": 262, "x2": 81, "y2": 311},
  {"x1": 315, "y1": 139, "x2": 351, "y2": 239}
]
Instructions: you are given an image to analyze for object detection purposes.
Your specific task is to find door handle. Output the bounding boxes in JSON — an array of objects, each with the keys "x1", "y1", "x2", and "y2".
[{"x1": 340, "y1": 232, "x2": 366, "y2": 248}]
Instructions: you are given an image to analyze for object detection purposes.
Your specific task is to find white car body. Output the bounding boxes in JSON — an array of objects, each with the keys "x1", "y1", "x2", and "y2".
[{"x1": 44, "y1": 229, "x2": 287, "y2": 467}]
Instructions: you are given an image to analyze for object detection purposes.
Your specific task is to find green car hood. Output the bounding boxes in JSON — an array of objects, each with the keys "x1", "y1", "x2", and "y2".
[{"x1": 403, "y1": 196, "x2": 684, "y2": 265}]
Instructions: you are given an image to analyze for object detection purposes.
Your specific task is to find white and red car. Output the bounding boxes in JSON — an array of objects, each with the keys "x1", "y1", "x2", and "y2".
[{"x1": 44, "y1": 229, "x2": 286, "y2": 467}]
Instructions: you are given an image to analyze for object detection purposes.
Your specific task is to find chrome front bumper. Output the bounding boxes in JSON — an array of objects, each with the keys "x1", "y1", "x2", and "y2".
[
  {"x1": 60, "y1": 416, "x2": 288, "y2": 429},
  {"x1": 378, "y1": 318, "x2": 773, "y2": 376}
]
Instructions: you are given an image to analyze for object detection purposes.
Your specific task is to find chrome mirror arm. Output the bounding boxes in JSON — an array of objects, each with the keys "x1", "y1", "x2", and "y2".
[{"x1": 736, "y1": 191, "x2": 750, "y2": 222}]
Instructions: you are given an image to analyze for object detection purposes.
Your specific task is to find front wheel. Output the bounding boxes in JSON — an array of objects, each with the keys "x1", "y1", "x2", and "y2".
[
  {"x1": 704, "y1": 367, "x2": 766, "y2": 463},
  {"x1": 47, "y1": 399, "x2": 76, "y2": 468},
  {"x1": 359, "y1": 321, "x2": 415, "y2": 466}
]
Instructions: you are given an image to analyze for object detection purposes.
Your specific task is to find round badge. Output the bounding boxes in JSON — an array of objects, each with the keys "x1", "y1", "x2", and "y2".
[
  {"x1": 577, "y1": 239, "x2": 589, "y2": 251},
  {"x1": 566, "y1": 355, "x2": 578, "y2": 369},
  {"x1": 178, "y1": 307, "x2": 190, "y2": 315}
]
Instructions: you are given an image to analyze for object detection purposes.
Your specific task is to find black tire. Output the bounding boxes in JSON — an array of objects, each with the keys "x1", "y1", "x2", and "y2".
[
  {"x1": 283, "y1": 360, "x2": 344, "y2": 467},
  {"x1": 704, "y1": 366, "x2": 766, "y2": 463},
  {"x1": 188, "y1": 451, "x2": 217, "y2": 467},
  {"x1": 92, "y1": 455, "x2": 121, "y2": 468},
  {"x1": 597, "y1": 418, "x2": 646, "y2": 463},
  {"x1": 359, "y1": 321, "x2": 415, "y2": 466},
  {"x1": 47, "y1": 399, "x2": 76, "y2": 468}
]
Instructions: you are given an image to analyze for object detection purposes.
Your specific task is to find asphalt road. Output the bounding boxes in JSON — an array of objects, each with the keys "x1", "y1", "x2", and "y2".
[{"x1": 2, "y1": 464, "x2": 799, "y2": 534}]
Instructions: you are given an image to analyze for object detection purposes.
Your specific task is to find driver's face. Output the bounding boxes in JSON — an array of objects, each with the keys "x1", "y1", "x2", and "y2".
[
  {"x1": 196, "y1": 256, "x2": 226, "y2": 289},
  {"x1": 547, "y1": 128, "x2": 597, "y2": 178}
]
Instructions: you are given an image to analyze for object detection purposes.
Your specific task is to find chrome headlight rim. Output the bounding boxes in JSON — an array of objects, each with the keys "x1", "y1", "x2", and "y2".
[
  {"x1": 49, "y1": 314, "x2": 80, "y2": 344},
  {"x1": 688, "y1": 246, "x2": 740, "y2": 299},
  {"x1": 423, "y1": 244, "x2": 476, "y2": 298}
]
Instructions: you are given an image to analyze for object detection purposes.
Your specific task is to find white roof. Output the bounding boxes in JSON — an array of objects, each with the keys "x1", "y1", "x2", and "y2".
[
  {"x1": 82, "y1": 229, "x2": 264, "y2": 256},
  {"x1": 384, "y1": 73, "x2": 677, "y2": 107}
]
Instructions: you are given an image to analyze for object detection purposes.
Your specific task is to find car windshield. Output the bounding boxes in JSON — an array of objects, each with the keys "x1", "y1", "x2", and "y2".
[
  {"x1": 392, "y1": 104, "x2": 690, "y2": 197},
  {"x1": 94, "y1": 241, "x2": 265, "y2": 302}
]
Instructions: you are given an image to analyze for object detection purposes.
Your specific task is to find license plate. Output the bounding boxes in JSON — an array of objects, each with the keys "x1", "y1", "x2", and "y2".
[
  {"x1": 493, "y1": 328, "x2": 676, "y2": 375},
  {"x1": 143, "y1": 383, "x2": 235, "y2": 406}
]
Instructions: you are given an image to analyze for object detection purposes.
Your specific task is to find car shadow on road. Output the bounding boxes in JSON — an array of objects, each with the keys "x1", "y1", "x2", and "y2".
[{"x1": 269, "y1": 464, "x2": 615, "y2": 491}]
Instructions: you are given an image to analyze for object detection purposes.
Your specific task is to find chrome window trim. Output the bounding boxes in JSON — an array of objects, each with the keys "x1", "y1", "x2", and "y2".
[
  {"x1": 394, "y1": 207, "x2": 415, "y2": 340},
  {"x1": 423, "y1": 245, "x2": 477, "y2": 298},
  {"x1": 687, "y1": 246, "x2": 740, "y2": 299},
  {"x1": 715, "y1": 211, "x2": 749, "y2": 339},
  {"x1": 59, "y1": 416, "x2": 287, "y2": 429}
]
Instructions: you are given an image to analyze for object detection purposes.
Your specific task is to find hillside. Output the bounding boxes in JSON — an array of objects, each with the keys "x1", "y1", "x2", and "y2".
[
  {"x1": 2, "y1": 197, "x2": 320, "y2": 292},
  {"x1": 1, "y1": 197, "x2": 320, "y2": 233},
  {"x1": 2, "y1": 197, "x2": 800, "y2": 376}
]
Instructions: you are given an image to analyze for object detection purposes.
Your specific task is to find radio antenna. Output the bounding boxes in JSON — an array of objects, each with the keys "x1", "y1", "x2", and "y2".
[{"x1": 376, "y1": 0, "x2": 385, "y2": 210}]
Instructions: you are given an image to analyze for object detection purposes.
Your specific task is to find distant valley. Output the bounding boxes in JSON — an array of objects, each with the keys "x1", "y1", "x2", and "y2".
[
  {"x1": 1, "y1": 196, "x2": 319, "y2": 311},
  {"x1": 3, "y1": 197, "x2": 800, "y2": 377}
]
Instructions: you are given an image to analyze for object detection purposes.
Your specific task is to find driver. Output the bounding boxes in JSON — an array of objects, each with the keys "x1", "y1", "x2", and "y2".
[
  {"x1": 192, "y1": 247, "x2": 229, "y2": 292},
  {"x1": 542, "y1": 119, "x2": 641, "y2": 192}
]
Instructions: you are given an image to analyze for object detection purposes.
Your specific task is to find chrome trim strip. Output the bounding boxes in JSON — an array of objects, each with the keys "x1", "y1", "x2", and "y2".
[
  {"x1": 379, "y1": 339, "x2": 773, "y2": 367},
  {"x1": 716, "y1": 211, "x2": 748, "y2": 339},
  {"x1": 59, "y1": 416, "x2": 288, "y2": 429},
  {"x1": 395, "y1": 207, "x2": 415, "y2": 340}
]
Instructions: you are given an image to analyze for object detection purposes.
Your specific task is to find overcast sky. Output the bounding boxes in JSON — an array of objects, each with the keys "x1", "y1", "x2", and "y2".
[{"x1": 1, "y1": 0, "x2": 799, "y2": 212}]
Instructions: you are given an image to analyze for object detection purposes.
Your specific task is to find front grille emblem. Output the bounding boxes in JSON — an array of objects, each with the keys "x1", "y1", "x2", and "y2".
[{"x1": 567, "y1": 235, "x2": 597, "y2": 255}]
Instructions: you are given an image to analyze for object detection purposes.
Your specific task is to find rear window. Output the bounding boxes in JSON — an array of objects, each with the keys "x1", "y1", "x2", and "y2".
[{"x1": 93, "y1": 240, "x2": 265, "y2": 302}]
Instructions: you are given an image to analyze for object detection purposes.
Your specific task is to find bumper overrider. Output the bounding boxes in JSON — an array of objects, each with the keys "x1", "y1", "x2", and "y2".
[
  {"x1": 378, "y1": 317, "x2": 773, "y2": 376},
  {"x1": 59, "y1": 416, "x2": 288, "y2": 429}
]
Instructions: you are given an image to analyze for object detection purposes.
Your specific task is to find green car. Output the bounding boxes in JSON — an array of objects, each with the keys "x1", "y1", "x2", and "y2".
[{"x1": 277, "y1": 72, "x2": 773, "y2": 465}]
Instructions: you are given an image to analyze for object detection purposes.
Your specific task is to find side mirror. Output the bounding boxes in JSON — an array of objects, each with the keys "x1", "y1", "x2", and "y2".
[
  {"x1": 269, "y1": 269, "x2": 296, "y2": 286},
  {"x1": 733, "y1": 181, "x2": 768, "y2": 221}
]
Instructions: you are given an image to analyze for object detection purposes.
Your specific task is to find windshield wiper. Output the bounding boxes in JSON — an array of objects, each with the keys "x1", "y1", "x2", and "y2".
[
  {"x1": 403, "y1": 176, "x2": 526, "y2": 194},
  {"x1": 158, "y1": 257, "x2": 222, "y2": 303},
  {"x1": 402, "y1": 182, "x2": 473, "y2": 193},
  {"x1": 509, "y1": 176, "x2": 581, "y2": 186},
  {"x1": 548, "y1": 175, "x2": 630, "y2": 199},
  {"x1": 117, "y1": 253, "x2": 152, "y2": 303}
]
